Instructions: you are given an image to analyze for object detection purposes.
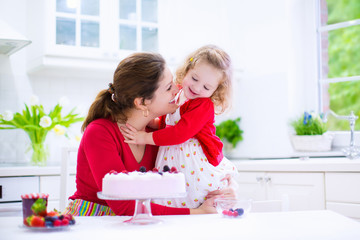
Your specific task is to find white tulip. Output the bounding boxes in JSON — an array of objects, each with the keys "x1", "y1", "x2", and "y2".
[
  {"x1": 58, "y1": 96, "x2": 70, "y2": 107},
  {"x1": 29, "y1": 95, "x2": 39, "y2": 106},
  {"x1": 2, "y1": 110, "x2": 14, "y2": 121},
  {"x1": 39, "y1": 116, "x2": 52, "y2": 128},
  {"x1": 53, "y1": 124, "x2": 66, "y2": 136}
]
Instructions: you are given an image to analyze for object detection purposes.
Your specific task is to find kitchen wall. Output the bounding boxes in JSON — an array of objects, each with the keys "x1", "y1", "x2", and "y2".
[{"x1": 0, "y1": 0, "x2": 318, "y2": 164}]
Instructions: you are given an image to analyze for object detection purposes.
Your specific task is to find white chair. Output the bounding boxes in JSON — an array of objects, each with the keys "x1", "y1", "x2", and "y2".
[{"x1": 59, "y1": 146, "x2": 78, "y2": 212}]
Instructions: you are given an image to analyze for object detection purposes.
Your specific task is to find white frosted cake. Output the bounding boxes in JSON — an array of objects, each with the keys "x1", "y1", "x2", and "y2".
[{"x1": 102, "y1": 167, "x2": 186, "y2": 199}]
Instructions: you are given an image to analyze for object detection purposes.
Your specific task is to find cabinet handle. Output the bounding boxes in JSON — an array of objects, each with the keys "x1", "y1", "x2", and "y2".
[
  {"x1": 264, "y1": 176, "x2": 272, "y2": 183},
  {"x1": 256, "y1": 177, "x2": 263, "y2": 182},
  {"x1": 0, "y1": 185, "x2": 2, "y2": 199}
]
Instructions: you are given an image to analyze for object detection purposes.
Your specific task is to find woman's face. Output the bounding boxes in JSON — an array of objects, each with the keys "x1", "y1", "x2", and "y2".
[{"x1": 147, "y1": 66, "x2": 179, "y2": 117}]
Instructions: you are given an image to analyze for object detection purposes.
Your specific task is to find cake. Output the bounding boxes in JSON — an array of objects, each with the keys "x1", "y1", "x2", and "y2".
[{"x1": 101, "y1": 166, "x2": 186, "y2": 199}]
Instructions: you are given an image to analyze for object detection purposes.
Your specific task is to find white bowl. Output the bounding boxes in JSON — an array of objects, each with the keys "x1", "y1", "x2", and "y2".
[{"x1": 214, "y1": 198, "x2": 252, "y2": 218}]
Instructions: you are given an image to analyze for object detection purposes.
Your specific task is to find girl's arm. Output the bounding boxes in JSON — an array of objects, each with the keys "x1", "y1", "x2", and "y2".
[{"x1": 122, "y1": 98, "x2": 213, "y2": 146}]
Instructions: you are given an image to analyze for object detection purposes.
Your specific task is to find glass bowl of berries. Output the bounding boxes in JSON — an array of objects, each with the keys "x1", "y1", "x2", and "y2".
[{"x1": 214, "y1": 198, "x2": 252, "y2": 218}]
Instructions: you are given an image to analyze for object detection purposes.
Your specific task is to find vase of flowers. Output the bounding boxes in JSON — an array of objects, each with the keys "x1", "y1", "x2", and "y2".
[
  {"x1": 290, "y1": 111, "x2": 333, "y2": 152},
  {"x1": 0, "y1": 96, "x2": 84, "y2": 165}
]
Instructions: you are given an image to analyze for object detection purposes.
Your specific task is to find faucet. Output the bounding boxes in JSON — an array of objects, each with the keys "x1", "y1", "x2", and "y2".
[{"x1": 322, "y1": 110, "x2": 360, "y2": 159}]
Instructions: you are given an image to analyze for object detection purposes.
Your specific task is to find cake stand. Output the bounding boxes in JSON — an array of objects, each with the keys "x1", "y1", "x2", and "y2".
[{"x1": 97, "y1": 192, "x2": 186, "y2": 225}]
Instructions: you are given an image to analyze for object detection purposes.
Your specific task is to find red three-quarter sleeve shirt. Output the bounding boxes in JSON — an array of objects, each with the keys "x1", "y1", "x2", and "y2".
[
  {"x1": 69, "y1": 118, "x2": 190, "y2": 216},
  {"x1": 153, "y1": 98, "x2": 224, "y2": 167}
]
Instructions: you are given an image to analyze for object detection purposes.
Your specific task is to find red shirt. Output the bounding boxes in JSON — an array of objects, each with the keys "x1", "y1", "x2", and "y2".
[
  {"x1": 69, "y1": 118, "x2": 190, "y2": 215},
  {"x1": 153, "y1": 98, "x2": 223, "y2": 166}
]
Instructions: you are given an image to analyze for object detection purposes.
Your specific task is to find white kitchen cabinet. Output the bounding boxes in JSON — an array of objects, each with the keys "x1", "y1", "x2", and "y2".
[
  {"x1": 325, "y1": 172, "x2": 360, "y2": 220},
  {"x1": 236, "y1": 171, "x2": 325, "y2": 211},
  {"x1": 0, "y1": 176, "x2": 39, "y2": 216},
  {"x1": 0, "y1": 166, "x2": 76, "y2": 215},
  {"x1": 27, "y1": 0, "x2": 159, "y2": 76}
]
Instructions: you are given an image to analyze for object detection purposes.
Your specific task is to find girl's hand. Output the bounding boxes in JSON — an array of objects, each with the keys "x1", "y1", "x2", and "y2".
[
  {"x1": 205, "y1": 174, "x2": 238, "y2": 199},
  {"x1": 120, "y1": 123, "x2": 155, "y2": 145},
  {"x1": 190, "y1": 197, "x2": 217, "y2": 214}
]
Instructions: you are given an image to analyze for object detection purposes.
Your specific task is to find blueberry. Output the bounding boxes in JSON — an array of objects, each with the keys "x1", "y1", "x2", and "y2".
[
  {"x1": 139, "y1": 166, "x2": 146, "y2": 172},
  {"x1": 158, "y1": 172, "x2": 163, "y2": 175},
  {"x1": 163, "y1": 165, "x2": 170, "y2": 172},
  {"x1": 45, "y1": 221, "x2": 53, "y2": 227},
  {"x1": 69, "y1": 219, "x2": 76, "y2": 225},
  {"x1": 229, "y1": 208, "x2": 234, "y2": 212},
  {"x1": 235, "y1": 208, "x2": 244, "y2": 216}
]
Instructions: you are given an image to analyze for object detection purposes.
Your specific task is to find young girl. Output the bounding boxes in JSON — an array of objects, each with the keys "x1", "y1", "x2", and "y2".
[{"x1": 122, "y1": 45, "x2": 238, "y2": 208}]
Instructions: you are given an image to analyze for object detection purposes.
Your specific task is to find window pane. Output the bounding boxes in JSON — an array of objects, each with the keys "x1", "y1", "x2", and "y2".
[
  {"x1": 81, "y1": 0, "x2": 99, "y2": 16},
  {"x1": 81, "y1": 20, "x2": 99, "y2": 47},
  {"x1": 141, "y1": 0, "x2": 157, "y2": 23},
  {"x1": 56, "y1": 17, "x2": 76, "y2": 45},
  {"x1": 142, "y1": 27, "x2": 158, "y2": 52},
  {"x1": 325, "y1": 0, "x2": 360, "y2": 25},
  {"x1": 326, "y1": 25, "x2": 360, "y2": 78},
  {"x1": 119, "y1": 25, "x2": 136, "y2": 50},
  {"x1": 56, "y1": 0, "x2": 76, "y2": 13},
  {"x1": 326, "y1": 81, "x2": 360, "y2": 131},
  {"x1": 119, "y1": 0, "x2": 137, "y2": 20}
]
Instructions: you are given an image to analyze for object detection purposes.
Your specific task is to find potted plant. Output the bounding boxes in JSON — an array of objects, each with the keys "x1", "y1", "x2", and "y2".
[
  {"x1": 0, "y1": 95, "x2": 84, "y2": 165},
  {"x1": 216, "y1": 117, "x2": 244, "y2": 156},
  {"x1": 290, "y1": 111, "x2": 333, "y2": 152}
]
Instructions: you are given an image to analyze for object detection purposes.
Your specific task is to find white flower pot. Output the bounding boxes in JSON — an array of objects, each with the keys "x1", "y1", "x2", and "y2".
[{"x1": 290, "y1": 132, "x2": 334, "y2": 152}]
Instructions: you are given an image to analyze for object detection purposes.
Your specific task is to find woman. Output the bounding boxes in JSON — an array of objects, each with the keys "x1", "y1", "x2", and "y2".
[{"x1": 64, "y1": 52, "x2": 235, "y2": 216}]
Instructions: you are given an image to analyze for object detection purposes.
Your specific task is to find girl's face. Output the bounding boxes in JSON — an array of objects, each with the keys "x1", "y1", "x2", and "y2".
[
  {"x1": 147, "y1": 66, "x2": 179, "y2": 117},
  {"x1": 182, "y1": 60, "x2": 222, "y2": 100}
]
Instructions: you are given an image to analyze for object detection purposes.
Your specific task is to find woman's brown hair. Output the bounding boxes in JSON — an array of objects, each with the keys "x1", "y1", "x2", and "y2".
[{"x1": 82, "y1": 52, "x2": 166, "y2": 132}]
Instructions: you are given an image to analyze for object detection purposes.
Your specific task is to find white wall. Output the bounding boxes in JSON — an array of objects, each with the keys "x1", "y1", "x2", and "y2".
[{"x1": 0, "y1": 0, "x2": 318, "y2": 163}]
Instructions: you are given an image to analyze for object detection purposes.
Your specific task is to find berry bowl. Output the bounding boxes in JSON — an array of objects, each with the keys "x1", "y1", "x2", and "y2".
[{"x1": 214, "y1": 198, "x2": 252, "y2": 218}]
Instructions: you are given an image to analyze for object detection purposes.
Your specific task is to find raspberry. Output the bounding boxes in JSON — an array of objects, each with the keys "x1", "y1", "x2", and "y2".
[
  {"x1": 53, "y1": 219, "x2": 62, "y2": 227},
  {"x1": 222, "y1": 210, "x2": 229, "y2": 216},
  {"x1": 170, "y1": 167, "x2": 178, "y2": 173},
  {"x1": 152, "y1": 168, "x2": 159, "y2": 172},
  {"x1": 61, "y1": 218, "x2": 69, "y2": 226}
]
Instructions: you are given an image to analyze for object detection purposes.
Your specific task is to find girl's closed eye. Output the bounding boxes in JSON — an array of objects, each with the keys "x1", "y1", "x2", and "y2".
[
  {"x1": 204, "y1": 86, "x2": 209, "y2": 91},
  {"x1": 167, "y1": 85, "x2": 172, "y2": 91},
  {"x1": 192, "y1": 77, "x2": 198, "y2": 82}
]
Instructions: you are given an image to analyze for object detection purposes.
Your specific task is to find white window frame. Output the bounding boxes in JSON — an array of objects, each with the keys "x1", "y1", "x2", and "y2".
[
  {"x1": 316, "y1": 0, "x2": 360, "y2": 111},
  {"x1": 315, "y1": 0, "x2": 360, "y2": 148}
]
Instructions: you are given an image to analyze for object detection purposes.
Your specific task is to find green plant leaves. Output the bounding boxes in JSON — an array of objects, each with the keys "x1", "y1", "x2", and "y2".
[{"x1": 215, "y1": 117, "x2": 244, "y2": 148}]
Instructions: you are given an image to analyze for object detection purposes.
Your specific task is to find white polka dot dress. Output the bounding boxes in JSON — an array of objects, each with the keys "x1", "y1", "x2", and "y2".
[{"x1": 152, "y1": 107, "x2": 238, "y2": 208}]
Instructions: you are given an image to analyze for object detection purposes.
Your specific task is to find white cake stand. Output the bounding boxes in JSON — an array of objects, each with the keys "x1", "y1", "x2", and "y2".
[{"x1": 97, "y1": 192, "x2": 186, "y2": 225}]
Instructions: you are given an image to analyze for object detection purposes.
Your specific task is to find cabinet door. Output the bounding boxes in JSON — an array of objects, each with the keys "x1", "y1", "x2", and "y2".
[
  {"x1": 236, "y1": 172, "x2": 267, "y2": 200},
  {"x1": 325, "y1": 173, "x2": 360, "y2": 203},
  {"x1": 0, "y1": 177, "x2": 39, "y2": 202},
  {"x1": 266, "y1": 172, "x2": 325, "y2": 211}
]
